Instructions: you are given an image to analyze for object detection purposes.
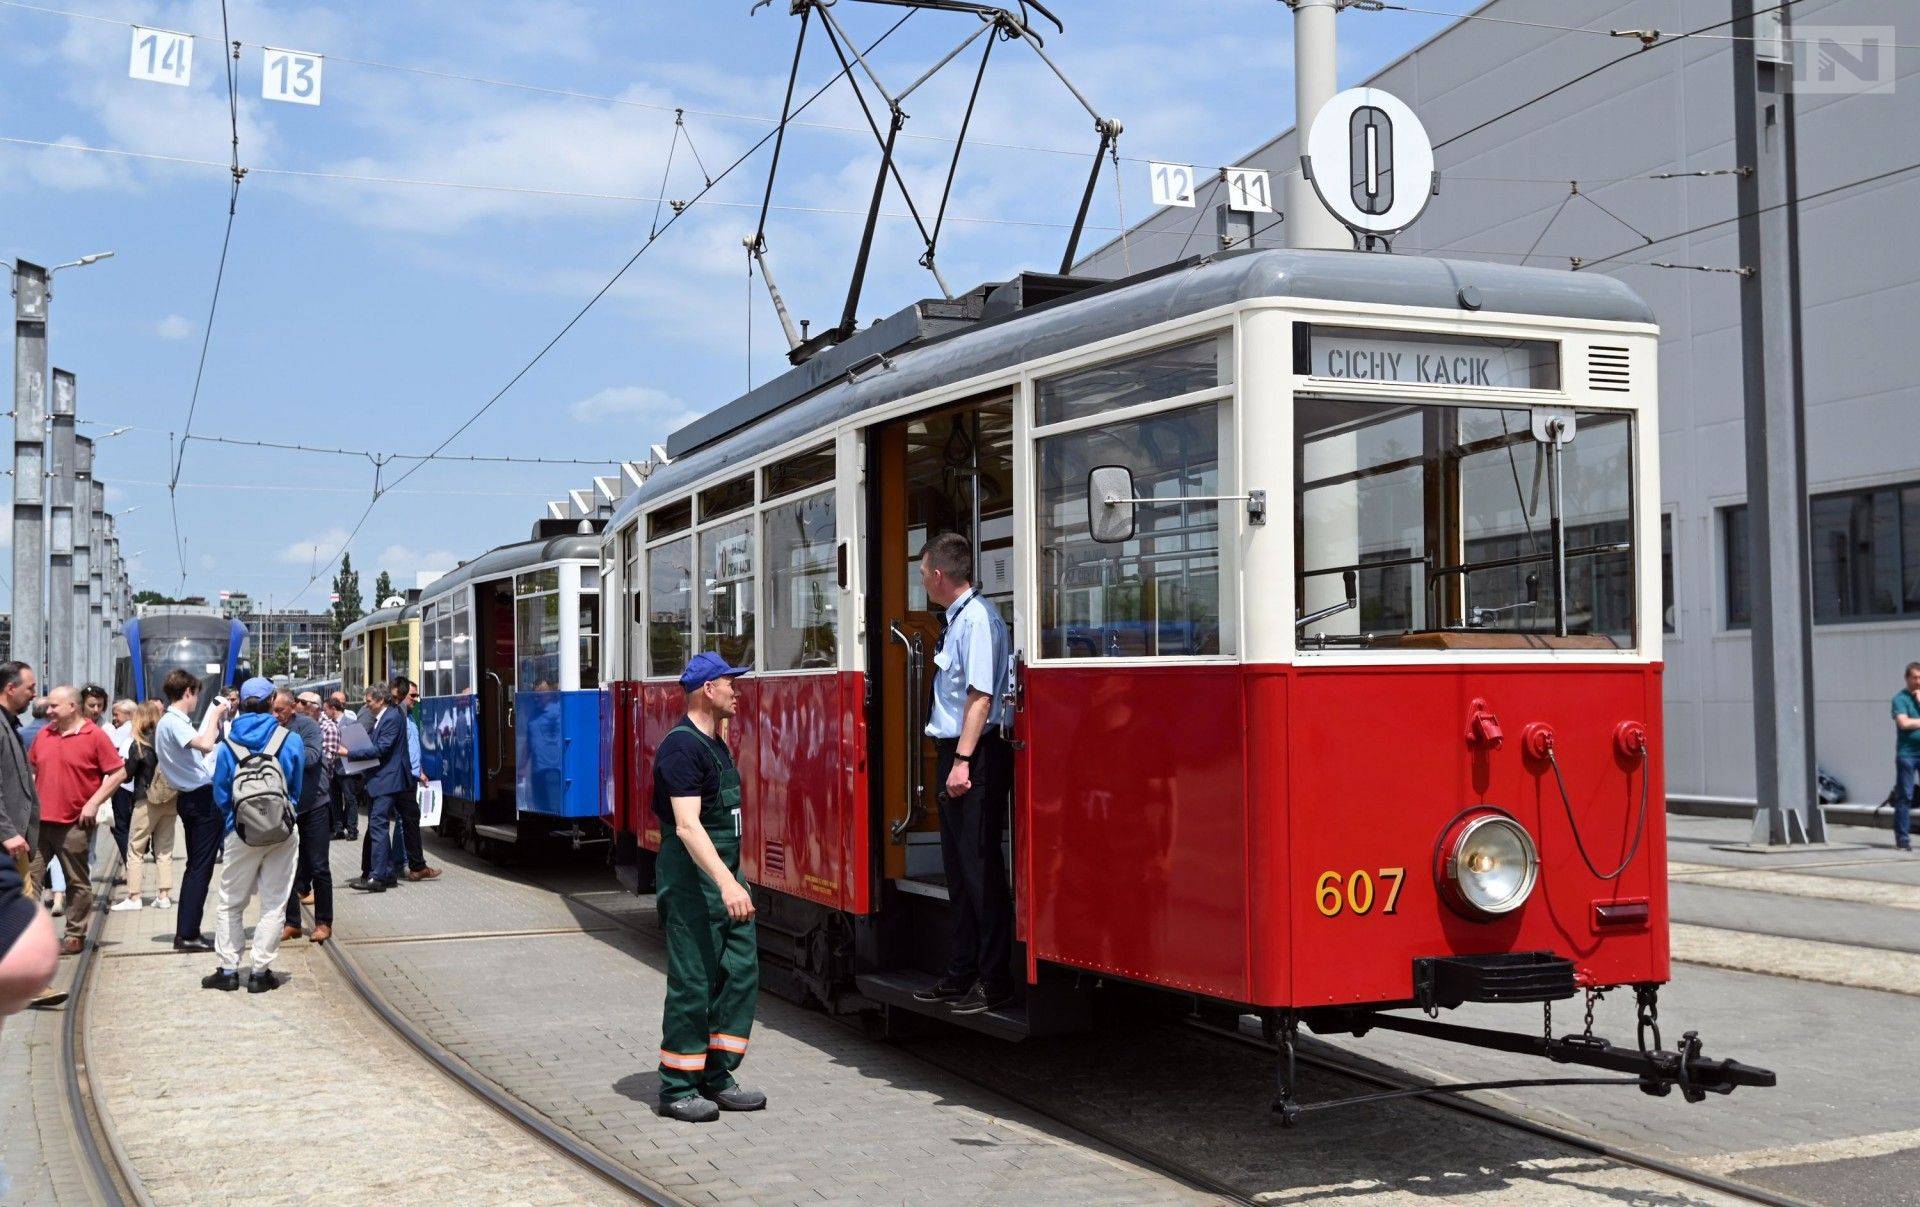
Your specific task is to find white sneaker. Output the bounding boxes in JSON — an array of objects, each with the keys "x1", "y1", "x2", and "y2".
[
  {"x1": 109, "y1": 898, "x2": 143, "y2": 912},
  {"x1": 153, "y1": 896, "x2": 173, "y2": 909}
]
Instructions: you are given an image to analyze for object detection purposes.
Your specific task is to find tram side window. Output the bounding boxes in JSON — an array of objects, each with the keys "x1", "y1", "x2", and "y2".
[
  {"x1": 579, "y1": 593, "x2": 600, "y2": 690},
  {"x1": 1036, "y1": 337, "x2": 1221, "y2": 426},
  {"x1": 1037, "y1": 402, "x2": 1223, "y2": 658},
  {"x1": 515, "y1": 582, "x2": 562, "y2": 691},
  {"x1": 648, "y1": 536, "x2": 693, "y2": 677},
  {"x1": 452, "y1": 607, "x2": 472, "y2": 695},
  {"x1": 621, "y1": 526, "x2": 642, "y2": 678},
  {"x1": 1295, "y1": 397, "x2": 1636, "y2": 648},
  {"x1": 764, "y1": 489, "x2": 836, "y2": 670},
  {"x1": 700, "y1": 517, "x2": 756, "y2": 669}
]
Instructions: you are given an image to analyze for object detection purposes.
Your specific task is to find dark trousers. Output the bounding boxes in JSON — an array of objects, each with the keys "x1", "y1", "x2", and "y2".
[
  {"x1": 393, "y1": 787, "x2": 424, "y2": 875},
  {"x1": 936, "y1": 732, "x2": 1014, "y2": 995},
  {"x1": 330, "y1": 772, "x2": 357, "y2": 836},
  {"x1": 366, "y1": 792, "x2": 400, "y2": 884},
  {"x1": 1896, "y1": 755, "x2": 1918, "y2": 849},
  {"x1": 174, "y1": 785, "x2": 221, "y2": 943},
  {"x1": 110, "y1": 786, "x2": 134, "y2": 866},
  {"x1": 286, "y1": 805, "x2": 333, "y2": 927}
]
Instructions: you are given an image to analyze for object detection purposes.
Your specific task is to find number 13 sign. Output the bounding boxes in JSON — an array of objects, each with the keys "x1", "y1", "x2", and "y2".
[{"x1": 263, "y1": 47, "x2": 323, "y2": 106}]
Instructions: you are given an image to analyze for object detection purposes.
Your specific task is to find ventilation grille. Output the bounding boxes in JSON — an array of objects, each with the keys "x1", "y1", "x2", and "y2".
[
  {"x1": 762, "y1": 840, "x2": 786, "y2": 878},
  {"x1": 1588, "y1": 345, "x2": 1631, "y2": 394}
]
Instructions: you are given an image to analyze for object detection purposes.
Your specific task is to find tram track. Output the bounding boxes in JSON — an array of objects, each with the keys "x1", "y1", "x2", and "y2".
[
  {"x1": 1183, "y1": 1017, "x2": 1812, "y2": 1207},
  {"x1": 311, "y1": 907, "x2": 682, "y2": 1205},
  {"x1": 56, "y1": 845, "x2": 151, "y2": 1207}
]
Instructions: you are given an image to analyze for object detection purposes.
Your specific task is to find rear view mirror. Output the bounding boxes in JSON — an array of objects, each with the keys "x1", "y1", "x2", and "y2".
[{"x1": 1087, "y1": 465, "x2": 1136, "y2": 544}]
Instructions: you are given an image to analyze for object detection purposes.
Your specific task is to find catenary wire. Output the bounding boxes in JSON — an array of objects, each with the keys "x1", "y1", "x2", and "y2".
[{"x1": 1370, "y1": 1, "x2": 1920, "y2": 51}]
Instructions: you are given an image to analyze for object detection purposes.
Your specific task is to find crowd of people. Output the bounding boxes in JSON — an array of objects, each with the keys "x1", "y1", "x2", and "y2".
[{"x1": 0, "y1": 660, "x2": 441, "y2": 1015}]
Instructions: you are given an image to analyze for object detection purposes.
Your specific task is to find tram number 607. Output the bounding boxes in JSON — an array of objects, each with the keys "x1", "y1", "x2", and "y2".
[{"x1": 1315, "y1": 868, "x2": 1406, "y2": 917}]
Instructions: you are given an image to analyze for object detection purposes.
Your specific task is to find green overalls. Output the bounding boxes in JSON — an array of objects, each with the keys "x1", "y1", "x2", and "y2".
[{"x1": 655, "y1": 719, "x2": 759, "y2": 1102}]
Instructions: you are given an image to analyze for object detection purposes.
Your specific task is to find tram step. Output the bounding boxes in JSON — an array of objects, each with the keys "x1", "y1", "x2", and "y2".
[
  {"x1": 473, "y1": 823, "x2": 521, "y2": 845},
  {"x1": 856, "y1": 970, "x2": 1091, "y2": 1041}
]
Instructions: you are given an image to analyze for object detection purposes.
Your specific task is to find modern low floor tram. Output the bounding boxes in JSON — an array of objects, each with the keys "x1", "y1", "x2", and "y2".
[
  {"x1": 592, "y1": 247, "x2": 1774, "y2": 1116},
  {"x1": 113, "y1": 608, "x2": 247, "y2": 723},
  {"x1": 409, "y1": 521, "x2": 609, "y2": 857}
]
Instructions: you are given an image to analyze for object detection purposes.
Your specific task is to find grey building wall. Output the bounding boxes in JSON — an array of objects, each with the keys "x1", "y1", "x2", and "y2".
[{"x1": 1079, "y1": 0, "x2": 1919, "y2": 804}]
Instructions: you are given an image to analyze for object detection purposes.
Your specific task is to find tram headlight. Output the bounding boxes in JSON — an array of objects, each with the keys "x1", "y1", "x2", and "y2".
[{"x1": 1439, "y1": 811, "x2": 1539, "y2": 918}]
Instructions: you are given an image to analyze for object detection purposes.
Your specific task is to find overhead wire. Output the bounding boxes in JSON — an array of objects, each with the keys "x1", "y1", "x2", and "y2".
[
  {"x1": 1369, "y1": 1, "x2": 1920, "y2": 51},
  {"x1": 283, "y1": 9, "x2": 924, "y2": 608}
]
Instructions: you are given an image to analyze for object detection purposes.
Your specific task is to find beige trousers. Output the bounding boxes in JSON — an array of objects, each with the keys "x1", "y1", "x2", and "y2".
[{"x1": 126, "y1": 798, "x2": 178, "y2": 896}]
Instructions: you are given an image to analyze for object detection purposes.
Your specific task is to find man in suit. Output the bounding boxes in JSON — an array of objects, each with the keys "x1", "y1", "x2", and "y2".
[
  {"x1": 0, "y1": 661, "x2": 62, "y2": 1011},
  {"x1": 346, "y1": 682, "x2": 408, "y2": 893}
]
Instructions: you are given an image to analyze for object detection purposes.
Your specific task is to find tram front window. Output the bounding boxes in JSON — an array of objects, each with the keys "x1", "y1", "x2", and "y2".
[
  {"x1": 144, "y1": 637, "x2": 229, "y2": 722},
  {"x1": 1296, "y1": 397, "x2": 1636, "y2": 648}
]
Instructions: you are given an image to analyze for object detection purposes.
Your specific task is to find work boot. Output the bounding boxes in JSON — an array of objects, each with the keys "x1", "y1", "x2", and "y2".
[
  {"x1": 248, "y1": 969, "x2": 283, "y2": 994},
  {"x1": 28, "y1": 986, "x2": 69, "y2": 1009},
  {"x1": 659, "y1": 1097, "x2": 720, "y2": 1123},
  {"x1": 281, "y1": 924, "x2": 303, "y2": 943},
  {"x1": 700, "y1": 1085, "x2": 768, "y2": 1112},
  {"x1": 201, "y1": 968, "x2": 240, "y2": 992},
  {"x1": 309, "y1": 924, "x2": 332, "y2": 944}
]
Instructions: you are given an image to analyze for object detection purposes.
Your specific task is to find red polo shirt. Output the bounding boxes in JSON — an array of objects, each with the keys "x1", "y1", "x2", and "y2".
[{"x1": 29, "y1": 720, "x2": 124, "y2": 825}]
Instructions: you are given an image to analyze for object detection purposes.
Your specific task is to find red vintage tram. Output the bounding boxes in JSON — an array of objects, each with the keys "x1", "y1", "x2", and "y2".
[{"x1": 600, "y1": 248, "x2": 1771, "y2": 1115}]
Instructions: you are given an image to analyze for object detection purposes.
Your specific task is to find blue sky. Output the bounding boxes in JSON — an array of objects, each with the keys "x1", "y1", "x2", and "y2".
[{"x1": 0, "y1": 0, "x2": 1456, "y2": 611}]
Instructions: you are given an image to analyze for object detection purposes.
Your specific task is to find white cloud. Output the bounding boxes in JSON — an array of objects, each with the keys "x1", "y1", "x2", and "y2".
[
  {"x1": 375, "y1": 545, "x2": 460, "y2": 589},
  {"x1": 566, "y1": 385, "x2": 697, "y2": 430},
  {"x1": 155, "y1": 314, "x2": 195, "y2": 341},
  {"x1": 278, "y1": 526, "x2": 352, "y2": 565}
]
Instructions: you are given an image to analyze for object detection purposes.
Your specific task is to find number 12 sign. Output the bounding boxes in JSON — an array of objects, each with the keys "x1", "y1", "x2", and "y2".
[
  {"x1": 129, "y1": 26, "x2": 193, "y2": 87},
  {"x1": 263, "y1": 48, "x2": 324, "y2": 106}
]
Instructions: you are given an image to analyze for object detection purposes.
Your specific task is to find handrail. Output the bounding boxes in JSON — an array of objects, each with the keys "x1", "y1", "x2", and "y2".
[
  {"x1": 888, "y1": 621, "x2": 926, "y2": 842},
  {"x1": 484, "y1": 669, "x2": 507, "y2": 780}
]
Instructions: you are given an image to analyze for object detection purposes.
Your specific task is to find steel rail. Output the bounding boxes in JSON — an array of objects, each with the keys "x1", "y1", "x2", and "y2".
[
  {"x1": 58, "y1": 843, "x2": 153, "y2": 1206},
  {"x1": 1185, "y1": 1017, "x2": 1811, "y2": 1207},
  {"x1": 314, "y1": 925, "x2": 682, "y2": 1205}
]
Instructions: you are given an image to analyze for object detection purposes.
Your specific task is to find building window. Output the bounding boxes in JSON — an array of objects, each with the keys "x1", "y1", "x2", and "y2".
[
  {"x1": 1725, "y1": 482, "x2": 1920, "y2": 628},
  {"x1": 1662, "y1": 513, "x2": 1676, "y2": 635}
]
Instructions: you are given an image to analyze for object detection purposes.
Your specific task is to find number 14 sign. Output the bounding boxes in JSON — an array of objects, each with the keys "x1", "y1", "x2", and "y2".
[{"x1": 129, "y1": 26, "x2": 192, "y2": 87}]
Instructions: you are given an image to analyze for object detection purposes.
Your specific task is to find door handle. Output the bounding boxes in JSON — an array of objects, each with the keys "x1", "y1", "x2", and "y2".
[
  {"x1": 483, "y1": 670, "x2": 506, "y2": 779},
  {"x1": 888, "y1": 622, "x2": 926, "y2": 843}
]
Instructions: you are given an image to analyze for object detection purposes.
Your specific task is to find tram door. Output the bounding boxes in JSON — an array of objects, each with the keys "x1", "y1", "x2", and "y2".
[
  {"x1": 871, "y1": 395, "x2": 1016, "y2": 890},
  {"x1": 475, "y1": 578, "x2": 518, "y2": 813}
]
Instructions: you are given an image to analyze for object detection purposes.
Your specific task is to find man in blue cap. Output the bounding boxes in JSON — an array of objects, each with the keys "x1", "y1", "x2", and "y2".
[
  {"x1": 202, "y1": 676, "x2": 304, "y2": 993},
  {"x1": 653, "y1": 651, "x2": 766, "y2": 1123}
]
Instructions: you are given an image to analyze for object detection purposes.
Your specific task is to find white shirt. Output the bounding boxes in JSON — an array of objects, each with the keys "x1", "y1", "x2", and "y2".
[
  {"x1": 156, "y1": 705, "x2": 215, "y2": 791},
  {"x1": 105, "y1": 721, "x2": 133, "y2": 758}
]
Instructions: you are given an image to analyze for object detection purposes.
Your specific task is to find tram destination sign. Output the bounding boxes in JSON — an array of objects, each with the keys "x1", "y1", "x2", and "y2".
[{"x1": 1302, "y1": 325, "x2": 1560, "y2": 390}]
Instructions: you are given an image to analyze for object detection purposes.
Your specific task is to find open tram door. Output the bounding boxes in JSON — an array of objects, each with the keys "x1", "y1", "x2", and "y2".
[
  {"x1": 860, "y1": 393, "x2": 1077, "y2": 1035},
  {"x1": 469, "y1": 576, "x2": 520, "y2": 843}
]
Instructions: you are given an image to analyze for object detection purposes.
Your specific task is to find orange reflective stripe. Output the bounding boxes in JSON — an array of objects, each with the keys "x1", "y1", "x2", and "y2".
[
  {"x1": 708, "y1": 1033, "x2": 749, "y2": 1053},
  {"x1": 659, "y1": 1050, "x2": 707, "y2": 1071}
]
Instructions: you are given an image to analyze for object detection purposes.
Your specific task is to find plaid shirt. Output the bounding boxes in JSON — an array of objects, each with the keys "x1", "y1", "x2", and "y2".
[{"x1": 318, "y1": 714, "x2": 341, "y2": 767}]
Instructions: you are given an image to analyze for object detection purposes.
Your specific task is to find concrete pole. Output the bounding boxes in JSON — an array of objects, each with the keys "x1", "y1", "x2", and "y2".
[
  {"x1": 46, "y1": 370, "x2": 75, "y2": 686},
  {"x1": 11, "y1": 262, "x2": 48, "y2": 675},
  {"x1": 87, "y1": 476, "x2": 104, "y2": 686},
  {"x1": 71, "y1": 434, "x2": 92, "y2": 690},
  {"x1": 1286, "y1": 0, "x2": 1348, "y2": 250},
  {"x1": 102, "y1": 516, "x2": 117, "y2": 686},
  {"x1": 1733, "y1": 0, "x2": 1825, "y2": 846}
]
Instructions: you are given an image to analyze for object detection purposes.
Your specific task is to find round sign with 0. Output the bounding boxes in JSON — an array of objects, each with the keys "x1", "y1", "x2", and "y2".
[{"x1": 1304, "y1": 87, "x2": 1436, "y2": 237}]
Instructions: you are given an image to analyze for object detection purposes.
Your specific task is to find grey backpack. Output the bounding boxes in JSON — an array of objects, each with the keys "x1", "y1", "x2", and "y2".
[{"x1": 226, "y1": 729, "x2": 296, "y2": 847}]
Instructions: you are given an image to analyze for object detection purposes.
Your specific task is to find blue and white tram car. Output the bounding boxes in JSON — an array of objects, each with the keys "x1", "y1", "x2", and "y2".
[{"x1": 416, "y1": 521, "x2": 607, "y2": 854}]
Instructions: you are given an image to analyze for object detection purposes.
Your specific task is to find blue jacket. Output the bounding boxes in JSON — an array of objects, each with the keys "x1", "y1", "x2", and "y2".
[
  {"x1": 213, "y1": 712, "x2": 306, "y2": 838},
  {"x1": 364, "y1": 704, "x2": 411, "y2": 797}
]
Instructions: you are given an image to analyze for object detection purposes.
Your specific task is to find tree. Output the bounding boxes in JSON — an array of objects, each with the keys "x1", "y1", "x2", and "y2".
[
  {"x1": 263, "y1": 641, "x2": 296, "y2": 678},
  {"x1": 373, "y1": 570, "x2": 395, "y2": 607},
  {"x1": 330, "y1": 553, "x2": 363, "y2": 638}
]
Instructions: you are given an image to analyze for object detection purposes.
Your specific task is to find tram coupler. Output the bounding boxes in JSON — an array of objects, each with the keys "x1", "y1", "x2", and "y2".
[{"x1": 1306, "y1": 1006, "x2": 1777, "y2": 1102}]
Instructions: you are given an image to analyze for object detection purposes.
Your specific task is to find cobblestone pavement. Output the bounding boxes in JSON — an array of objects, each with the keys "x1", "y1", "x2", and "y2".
[
  {"x1": 323, "y1": 834, "x2": 1750, "y2": 1206},
  {"x1": 79, "y1": 835, "x2": 619, "y2": 1206},
  {"x1": 0, "y1": 829, "x2": 105, "y2": 1206}
]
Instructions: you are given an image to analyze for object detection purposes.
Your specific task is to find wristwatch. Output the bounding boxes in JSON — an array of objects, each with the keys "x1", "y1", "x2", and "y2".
[{"x1": 953, "y1": 751, "x2": 973, "y2": 762}]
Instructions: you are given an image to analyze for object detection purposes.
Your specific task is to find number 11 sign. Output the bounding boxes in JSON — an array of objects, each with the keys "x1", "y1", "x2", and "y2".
[{"x1": 129, "y1": 26, "x2": 193, "y2": 87}]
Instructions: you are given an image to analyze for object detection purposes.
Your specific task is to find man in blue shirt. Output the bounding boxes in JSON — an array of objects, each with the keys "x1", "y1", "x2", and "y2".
[
  {"x1": 1891, "y1": 663, "x2": 1920, "y2": 853},
  {"x1": 203, "y1": 677, "x2": 304, "y2": 993},
  {"x1": 911, "y1": 533, "x2": 1015, "y2": 1016}
]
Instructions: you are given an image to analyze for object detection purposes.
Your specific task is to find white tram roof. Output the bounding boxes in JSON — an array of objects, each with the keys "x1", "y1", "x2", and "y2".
[
  {"x1": 415, "y1": 531, "x2": 602, "y2": 609},
  {"x1": 611, "y1": 248, "x2": 1652, "y2": 532}
]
